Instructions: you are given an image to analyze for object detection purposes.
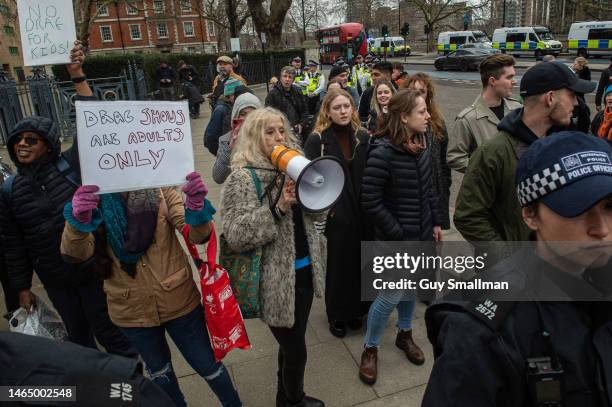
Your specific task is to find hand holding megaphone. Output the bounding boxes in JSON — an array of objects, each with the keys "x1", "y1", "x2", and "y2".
[
  {"x1": 277, "y1": 178, "x2": 297, "y2": 213},
  {"x1": 271, "y1": 145, "x2": 345, "y2": 213}
]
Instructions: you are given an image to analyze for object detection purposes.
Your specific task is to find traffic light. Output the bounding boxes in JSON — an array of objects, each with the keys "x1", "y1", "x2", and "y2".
[
  {"x1": 382, "y1": 24, "x2": 389, "y2": 37},
  {"x1": 400, "y1": 22, "x2": 410, "y2": 37}
]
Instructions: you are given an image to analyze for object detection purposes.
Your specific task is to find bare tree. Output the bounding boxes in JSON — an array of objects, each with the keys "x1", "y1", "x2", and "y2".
[
  {"x1": 286, "y1": 0, "x2": 328, "y2": 41},
  {"x1": 409, "y1": 0, "x2": 491, "y2": 52},
  {"x1": 247, "y1": 0, "x2": 292, "y2": 48}
]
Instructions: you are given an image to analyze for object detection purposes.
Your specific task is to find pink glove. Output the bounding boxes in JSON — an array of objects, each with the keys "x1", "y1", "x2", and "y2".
[
  {"x1": 72, "y1": 185, "x2": 100, "y2": 224},
  {"x1": 182, "y1": 172, "x2": 208, "y2": 211}
]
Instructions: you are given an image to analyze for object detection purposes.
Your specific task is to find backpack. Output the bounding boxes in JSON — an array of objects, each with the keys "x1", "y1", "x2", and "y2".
[{"x1": 1, "y1": 155, "x2": 79, "y2": 204}]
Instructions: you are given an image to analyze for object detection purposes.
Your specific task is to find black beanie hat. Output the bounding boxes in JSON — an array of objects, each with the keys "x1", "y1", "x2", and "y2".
[{"x1": 328, "y1": 66, "x2": 347, "y2": 82}]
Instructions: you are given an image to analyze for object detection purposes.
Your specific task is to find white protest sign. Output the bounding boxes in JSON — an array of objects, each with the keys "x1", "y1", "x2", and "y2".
[
  {"x1": 18, "y1": 0, "x2": 77, "y2": 66},
  {"x1": 230, "y1": 37, "x2": 241, "y2": 52},
  {"x1": 76, "y1": 101, "x2": 195, "y2": 194}
]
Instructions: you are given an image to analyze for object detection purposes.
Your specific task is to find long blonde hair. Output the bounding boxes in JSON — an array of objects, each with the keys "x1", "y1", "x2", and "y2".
[
  {"x1": 314, "y1": 89, "x2": 361, "y2": 133},
  {"x1": 231, "y1": 107, "x2": 299, "y2": 169},
  {"x1": 370, "y1": 80, "x2": 396, "y2": 117}
]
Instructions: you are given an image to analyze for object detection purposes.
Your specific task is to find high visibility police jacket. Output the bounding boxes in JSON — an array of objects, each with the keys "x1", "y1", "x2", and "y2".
[{"x1": 423, "y1": 250, "x2": 612, "y2": 407}]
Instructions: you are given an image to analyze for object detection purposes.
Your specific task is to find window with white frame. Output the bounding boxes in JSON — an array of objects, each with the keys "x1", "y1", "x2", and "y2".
[
  {"x1": 207, "y1": 21, "x2": 215, "y2": 36},
  {"x1": 157, "y1": 22, "x2": 168, "y2": 38},
  {"x1": 100, "y1": 26, "x2": 113, "y2": 42},
  {"x1": 97, "y1": 2, "x2": 109, "y2": 16},
  {"x1": 153, "y1": 0, "x2": 164, "y2": 13},
  {"x1": 129, "y1": 24, "x2": 141, "y2": 40},
  {"x1": 126, "y1": 2, "x2": 138, "y2": 15},
  {"x1": 180, "y1": 0, "x2": 192, "y2": 12},
  {"x1": 183, "y1": 21, "x2": 194, "y2": 37}
]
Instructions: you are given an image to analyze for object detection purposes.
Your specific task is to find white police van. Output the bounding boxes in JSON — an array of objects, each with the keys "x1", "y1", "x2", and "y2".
[
  {"x1": 437, "y1": 31, "x2": 490, "y2": 54},
  {"x1": 568, "y1": 21, "x2": 612, "y2": 58},
  {"x1": 492, "y1": 27, "x2": 562, "y2": 59},
  {"x1": 369, "y1": 37, "x2": 411, "y2": 56}
]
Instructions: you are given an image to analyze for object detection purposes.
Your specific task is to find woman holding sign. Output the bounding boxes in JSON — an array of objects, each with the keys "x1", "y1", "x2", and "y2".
[
  {"x1": 221, "y1": 107, "x2": 327, "y2": 407},
  {"x1": 61, "y1": 175, "x2": 242, "y2": 407}
]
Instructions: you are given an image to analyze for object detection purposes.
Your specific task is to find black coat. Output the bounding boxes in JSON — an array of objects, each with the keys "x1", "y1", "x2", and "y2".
[
  {"x1": 265, "y1": 82, "x2": 308, "y2": 129},
  {"x1": 0, "y1": 116, "x2": 88, "y2": 292},
  {"x1": 596, "y1": 66, "x2": 612, "y2": 108},
  {"x1": 425, "y1": 125, "x2": 452, "y2": 230},
  {"x1": 304, "y1": 126, "x2": 373, "y2": 321},
  {"x1": 361, "y1": 136, "x2": 442, "y2": 241},
  {"x1": 424, "y1": 250, "x2": 612, "y2": 407}
]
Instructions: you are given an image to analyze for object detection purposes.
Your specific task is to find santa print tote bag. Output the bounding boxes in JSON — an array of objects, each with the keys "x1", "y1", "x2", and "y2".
[{"x1": 182, "y1": 224, "x2": 251, "y2": 361}]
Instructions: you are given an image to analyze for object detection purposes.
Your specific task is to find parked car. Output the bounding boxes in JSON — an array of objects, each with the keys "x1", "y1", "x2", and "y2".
[
  {"x1": 460, "y1": 43, "x2": 501, "y2": 54},
  {"x1": 434, "y1": 49, "x2": 490, "y2": 71}
]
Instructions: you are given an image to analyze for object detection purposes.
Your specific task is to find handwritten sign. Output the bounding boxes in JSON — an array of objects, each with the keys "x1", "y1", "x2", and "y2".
[
  {"x1": 76, "y1": 101, "x2": 195, "y2": 194},
  {"x1": 17, "y1": 0, "x2": 77, "y2": 66}
]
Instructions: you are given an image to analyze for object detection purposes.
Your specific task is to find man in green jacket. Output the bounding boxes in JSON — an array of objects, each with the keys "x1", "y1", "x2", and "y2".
[{"x1": 454, "y1": 61, "x2": 595, "y2": 257}]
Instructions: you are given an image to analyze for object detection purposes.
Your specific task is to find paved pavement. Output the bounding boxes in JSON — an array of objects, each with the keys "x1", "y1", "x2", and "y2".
[{"x1": 0, "y1": 78, "x2": 598, "y2": 406}]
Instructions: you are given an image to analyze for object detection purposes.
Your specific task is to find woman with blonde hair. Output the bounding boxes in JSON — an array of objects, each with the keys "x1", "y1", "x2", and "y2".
[
  {"x1": 402, "y1": 73, "x2": 451, "y2": 230},
  {"x1": 304, "y1": 89, "x2": 372, "y2": 338},
  {"x1": 358, "y1": 89, "x2": 442, "y2": 385},
  {"x1": 573, "y1": 56, "x2": 591, "y2": 81},
  {"x1": 367, "y1": 80, "x2": 395, "y2": 133},
  {"x1": 221, "y1": 107, "x2": 327, "y2": 407}
]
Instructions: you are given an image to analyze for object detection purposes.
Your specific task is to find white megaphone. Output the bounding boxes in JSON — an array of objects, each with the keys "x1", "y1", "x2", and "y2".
[{"x1": 271, "y1": 145, "x2": 345, "y2": 213}]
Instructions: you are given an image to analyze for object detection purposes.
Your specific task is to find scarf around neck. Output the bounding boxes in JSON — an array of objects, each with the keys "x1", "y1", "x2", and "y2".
[
  {"x1": 100, "y1": 189, "x2": 160, "y2": 277},
  {"x1": 598, "y1": 107, "x2": 612, "y2": 141}
]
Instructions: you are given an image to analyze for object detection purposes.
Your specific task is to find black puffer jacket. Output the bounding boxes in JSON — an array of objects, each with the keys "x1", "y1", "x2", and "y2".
[
  {"x1": 0, "y1": 115, "x2": 88, "y2": 292},
  {"x1": 361, "y1": 136, "x2": 442, "y2": 241}
]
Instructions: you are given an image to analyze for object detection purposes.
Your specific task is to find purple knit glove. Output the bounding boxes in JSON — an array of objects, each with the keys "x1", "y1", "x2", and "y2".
[
  {"x1": 182, "y1": 172, "x2": 208, "y2": 211},
  {"x1": 72, "y1": 185, "x2": 100, "y2": 224}
]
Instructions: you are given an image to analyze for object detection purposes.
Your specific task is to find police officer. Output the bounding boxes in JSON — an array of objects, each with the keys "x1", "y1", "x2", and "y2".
[
  {"x1": 305, "y1": 60, "x2": 325, "y2": 115},
  {"x1": 424, "y1": 132, "x2": 612, "y2": 407},
  {"x1": 291, "y1": 56, "x2": 310, "y2": 96},
  {"x1": 351, "y1": 54, "x2": 370, "y2": 95}
]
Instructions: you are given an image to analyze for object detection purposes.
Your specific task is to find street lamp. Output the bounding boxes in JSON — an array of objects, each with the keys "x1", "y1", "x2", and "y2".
[{"x1": 502, "y1": 0, "x2": 506, "y2": 27}]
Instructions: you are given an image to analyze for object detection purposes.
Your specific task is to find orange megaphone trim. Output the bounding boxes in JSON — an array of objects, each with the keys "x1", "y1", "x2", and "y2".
[{"x1": 271, "y1": 145, "x2": 301, "y2": 172}]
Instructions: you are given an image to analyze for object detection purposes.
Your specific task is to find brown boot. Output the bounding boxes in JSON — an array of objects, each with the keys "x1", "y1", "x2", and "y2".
[
  {"x1": 358, "y1": 346, "x2": 378, "y2": 385},
  {"x1": 395, "y1": 330, "x2": 425, "y2": 365}
]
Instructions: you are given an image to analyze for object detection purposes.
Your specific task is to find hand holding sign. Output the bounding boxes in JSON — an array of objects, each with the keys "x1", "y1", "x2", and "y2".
[
  {"x1": 18, "y1": 0, "x2": 77, "y2": 66},
  {"x1": 67, "y1": 40, "x2": 85, "y2": 77},
  {"x1": 72, "y1": 185, "x2": 100, "y2": 224},
  {"x1": 182, "y1": 172, "x2": 208, "y2": 211}
]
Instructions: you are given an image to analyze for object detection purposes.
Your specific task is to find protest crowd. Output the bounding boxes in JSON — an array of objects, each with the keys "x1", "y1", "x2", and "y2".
[{"x1": 1, "y1": 39, "x2": 612, "y2": 407}]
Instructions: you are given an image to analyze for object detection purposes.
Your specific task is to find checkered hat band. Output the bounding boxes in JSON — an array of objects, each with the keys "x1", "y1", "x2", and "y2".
[{"x1": 517, "y1": 163, "x2": 568, "y2": 206}]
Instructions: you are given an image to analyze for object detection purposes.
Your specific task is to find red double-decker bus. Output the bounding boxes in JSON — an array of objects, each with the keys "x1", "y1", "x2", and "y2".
[{"x1": 316, "y1": 23, "x2": 368, "y2": 64}]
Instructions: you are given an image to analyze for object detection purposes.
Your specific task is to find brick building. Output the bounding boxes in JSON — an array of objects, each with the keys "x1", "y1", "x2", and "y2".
[
  {"x1": 87, "y1": 0, "x2": 218, "y2": 54},
  {"x1": 0, "y1": 0, "x2": 31, "y2": 81}
]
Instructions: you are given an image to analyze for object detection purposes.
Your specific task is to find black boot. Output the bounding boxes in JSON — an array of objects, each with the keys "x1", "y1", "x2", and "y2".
[
  {"x1": 286, "y1": 395, "x2": 325, "y2": 407},
  {"x1": 328, "y1": 320, "x2": 347, "y2": 338}
]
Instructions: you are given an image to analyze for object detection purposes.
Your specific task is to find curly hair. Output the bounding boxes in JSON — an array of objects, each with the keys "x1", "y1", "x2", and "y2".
[
  {"x1": 402, "y1": 72, "x2": 445, "y2": 141},
  {"x1": 231, "y1": 107, "x2": 300, "y2": 169}
]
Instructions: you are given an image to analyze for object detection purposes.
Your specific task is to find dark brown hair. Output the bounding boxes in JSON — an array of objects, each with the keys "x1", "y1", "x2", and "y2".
[
  {"x1": 479, "y1": 54, "x2": 516, "y2": 88},
  {"x1": 374, "y1": 88, "x2": 426, "y2": 150},
  {"x1": 402, "y1": 73, "x2": 444, "y2": 141}
]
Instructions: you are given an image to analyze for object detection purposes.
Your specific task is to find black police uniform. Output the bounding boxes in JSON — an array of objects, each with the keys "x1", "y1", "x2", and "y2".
[{"x1": 423, "y1": 250, "x2": 612, "y2": 407}]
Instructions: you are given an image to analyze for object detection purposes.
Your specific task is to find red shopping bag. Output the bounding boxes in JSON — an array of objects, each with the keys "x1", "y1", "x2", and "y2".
[{"x1": 182, "y1": 224, "x2": 251, "y2": 361}]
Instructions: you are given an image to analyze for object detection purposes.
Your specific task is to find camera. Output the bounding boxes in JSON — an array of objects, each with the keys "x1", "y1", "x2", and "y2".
[{"x1": 526, "y1": 356, "x2": 564, "y2": 407}]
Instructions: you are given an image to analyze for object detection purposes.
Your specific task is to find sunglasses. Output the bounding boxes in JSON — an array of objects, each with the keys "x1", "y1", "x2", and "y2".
[{"x1": 15, "y1": 134, "x2": 41, "y2": 146}]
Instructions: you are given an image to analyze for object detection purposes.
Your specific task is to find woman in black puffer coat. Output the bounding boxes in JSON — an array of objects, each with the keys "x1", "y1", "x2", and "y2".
[{"x1": 357, "y1": 89, "x2": 442, "y2": 386}]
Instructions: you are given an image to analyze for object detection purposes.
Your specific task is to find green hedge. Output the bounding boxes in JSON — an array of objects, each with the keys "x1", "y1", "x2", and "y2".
[{"x1": 52, "y1": 48, "x2": 305, "y2": 94}]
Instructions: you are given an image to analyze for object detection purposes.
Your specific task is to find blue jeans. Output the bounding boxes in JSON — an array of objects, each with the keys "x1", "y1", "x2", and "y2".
[
  {"x1": 122, "y1": 305, "x2": 241, "y2": 407},
  {"x1": 363, "y1": 290, "x2": 416, "y2": 348}
]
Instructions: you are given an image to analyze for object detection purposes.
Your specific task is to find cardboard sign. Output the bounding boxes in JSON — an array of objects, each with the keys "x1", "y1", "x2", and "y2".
[
  {"x1": 18, "y1": 0, "x2": 77, "y2": 66},
  {"x1": 76, "y1": 101, "x2": 195, "y2": 194}
]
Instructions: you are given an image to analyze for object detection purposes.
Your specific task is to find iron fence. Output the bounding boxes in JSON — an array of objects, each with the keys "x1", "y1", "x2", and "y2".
[{"x1": 0, "y1": 63, "x2": 147, "y2": 145}]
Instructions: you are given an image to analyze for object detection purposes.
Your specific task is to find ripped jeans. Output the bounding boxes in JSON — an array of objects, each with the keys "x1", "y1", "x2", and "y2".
[{"x1": 122, "y1": 305, "x2": 241, "y2": 407}]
